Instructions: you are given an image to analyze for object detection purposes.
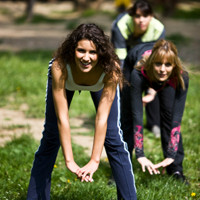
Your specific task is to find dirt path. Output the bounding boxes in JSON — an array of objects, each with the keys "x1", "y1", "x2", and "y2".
[{"x1": 0, "y1": 107, "x2": 107, "y2": 158}]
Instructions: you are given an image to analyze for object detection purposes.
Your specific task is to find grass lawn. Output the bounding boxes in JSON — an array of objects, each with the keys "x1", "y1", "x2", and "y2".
[{"x1": 0, "y1": 51, "x2": 199, "y2": 199}]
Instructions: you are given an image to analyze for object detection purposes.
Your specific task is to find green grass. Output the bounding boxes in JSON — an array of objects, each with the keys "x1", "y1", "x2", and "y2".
[
  {"x1": 166, "y1": 33, "x2": 192, "y2": 46},
  {"x1": 0, "y1": 51, "x2": 200, "y2": 199},
  {"x1": 153, "y1": 4, "x2": 200, "y2": 20},
  {"x1": 173, "y1": 8, "x2": 200, "y2": 20},
  {"x1": 15, "y1": 14, "x2": 66, "y2": 24}
]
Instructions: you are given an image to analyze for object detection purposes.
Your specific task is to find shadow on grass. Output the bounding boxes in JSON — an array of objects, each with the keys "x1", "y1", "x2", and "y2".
[
  {"x1": 0, "y1": 50, "x2": 53, "y2": 62},
  {"x1": 173, "y1": 8, "x2": 200, "y2": 20},
  {"x1": 166, "y1": 33, "x2": 192, "y2": 45},
  {"x1": 15, "y1": 14, "x2": 66, "y2": 24}
]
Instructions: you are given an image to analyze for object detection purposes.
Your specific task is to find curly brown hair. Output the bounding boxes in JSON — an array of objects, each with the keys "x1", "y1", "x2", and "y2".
[{"x1": 53, "y1": 23, "x2": 123, "y2": 87}]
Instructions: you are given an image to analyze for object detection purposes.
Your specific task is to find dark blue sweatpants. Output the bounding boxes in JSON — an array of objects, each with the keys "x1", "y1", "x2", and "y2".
[{"x1": 27, "y1": 64, "x2": 137, "y2": 200}]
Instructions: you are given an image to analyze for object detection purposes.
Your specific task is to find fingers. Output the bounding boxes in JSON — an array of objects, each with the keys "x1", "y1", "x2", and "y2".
[
  {"x1": 145, "y1": 164, "x2": 160, "y2": 175},
  {"x1": 89, "y1": 172, "x2": 94, "y2": 182},
  {"x1": 142, "y1": 164, "x2": 146, "y2": 172},
  {"x1": 81, "y1": 173, "x2": 94, "y2": 182},
  {"x1": 76, "y1": 169, "x2": 94, "y2": 183},
  {"x1": 151, "y1": 166, "x2": 160, "y2": 175},
  {"x1": 154, "y1": 163, "x2": 162, "y2": 169},
  {"x1": 141, "y1": 163, "x2": 160, "y2": 175},
  {"x1": 154, "y1": 158, "x2": 174, "y2": 169},
  {"x1": 76, "y1": 168, "x2": 82, "y2": 179},
  {"x1": 138, "y1": 157, "x2": 160, "y2": 175}
]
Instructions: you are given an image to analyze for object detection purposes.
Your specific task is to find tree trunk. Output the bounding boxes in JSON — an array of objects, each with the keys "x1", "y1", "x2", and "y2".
[
  {"x1": 73, "y1": 0, "x2": 89, "y2": 11},
  {"x1": 26, "y1": 0, "x2": 36, "y2": 22},
  {"x1": 93, "y1": 0, "x2": 104, "y2": 10}
]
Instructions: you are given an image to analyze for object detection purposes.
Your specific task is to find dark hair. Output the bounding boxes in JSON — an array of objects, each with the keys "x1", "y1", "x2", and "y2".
[
  {"x1": 128, "y1": 0, "x2": 153, "y2": 17},
  {"x1": 54, "y1": 23, "x2": 123, "y2": 87}
]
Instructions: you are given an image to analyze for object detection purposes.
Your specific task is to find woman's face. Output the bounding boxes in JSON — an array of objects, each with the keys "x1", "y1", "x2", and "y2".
[
  {"x1": 74, "y1": 39, "x2": 98, "y2": 73},
  {"x1": 152, "y1": 57, "x2": 174, "y2": 82},
  {"x1": 133, "y1": 9, "x2": 152, "y2": 34}
]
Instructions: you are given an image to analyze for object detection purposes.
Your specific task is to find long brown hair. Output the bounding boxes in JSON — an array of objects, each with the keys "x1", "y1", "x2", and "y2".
[
  {"x1": 136, "y1": 39, "x2": 188, "y2": 90},
  {"x1": 53, "y1": 23, "x2": 123, "y2": 87}
]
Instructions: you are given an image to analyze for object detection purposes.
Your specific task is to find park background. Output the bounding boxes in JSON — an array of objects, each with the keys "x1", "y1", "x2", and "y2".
[{"x1": 0, "y1": 0, "x2": 200, "y2": 199}]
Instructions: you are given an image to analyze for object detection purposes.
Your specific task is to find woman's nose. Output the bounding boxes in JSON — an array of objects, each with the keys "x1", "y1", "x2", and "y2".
[
  {"x1": 139, "y1": 16, "x2": 144, "y2": 22},
  {"x1": 83, "y1": 53, "x2": 90, "y2": 61},
  {"x1": 160, "y1": 64, "x2": 166, "y2": 72}
]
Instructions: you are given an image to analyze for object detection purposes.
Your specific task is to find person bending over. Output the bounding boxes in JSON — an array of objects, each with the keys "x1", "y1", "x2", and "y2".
[
  {"x1": 27, "y1": 23, "x2": 137, "y2": 200},
  {"x1": 125, "y1": 39, "x2": 189, "y2": 183}
]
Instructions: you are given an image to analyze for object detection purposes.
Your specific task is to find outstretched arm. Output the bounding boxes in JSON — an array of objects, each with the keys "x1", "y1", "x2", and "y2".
[
  {"x1": 51, "y1": 61, "x2": 80, "y2": 174},
  {"x1": 131, "y1": 69, "x2": 159, "y2": 174},
  {"x1": 77, "y1": 75, "x2": 117, "y2": 182}
]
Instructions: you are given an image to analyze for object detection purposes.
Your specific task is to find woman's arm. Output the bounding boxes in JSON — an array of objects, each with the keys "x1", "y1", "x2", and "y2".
[
  {"x1": 77, "y1": 75, "x2": 117, "y2": 182},
  {"x1": 130, "y1": 69, "x2": 145, "y2": 158},
  {"x1": 131, "y1": 69, "x2": 159, "y2": 174},
  {"x1": 51, "y1": 61, "x2": 80, "y2": 174}
]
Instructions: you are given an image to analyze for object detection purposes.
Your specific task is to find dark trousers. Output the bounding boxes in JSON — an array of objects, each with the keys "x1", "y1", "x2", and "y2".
[
  {"x1": 158, "y1": 85, "x2": 184, "y2": 174},
  {"x1": 27, "y1": 75, "x2": 137, "y2": 200},
  {"x1": 145, "y1": 94, "x2": 160, "y2": 129}
]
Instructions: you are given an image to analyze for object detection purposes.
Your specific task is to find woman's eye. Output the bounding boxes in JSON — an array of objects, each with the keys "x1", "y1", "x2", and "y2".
[
  {"x1": 165, "y1": 62, "x2": 172, "y2": 67},
  {"x1": 90, "y1": 51, "x2": 97, "y2": 55},
  {"x1": 77, "y1": 48, "x2": 85, "y2": 53},
  {"x1": 135, "y1": 14, "x2": 141, "y2": 18},
  {"x1": 155, "y1": 62, "x2": 162, "y2": 66}
]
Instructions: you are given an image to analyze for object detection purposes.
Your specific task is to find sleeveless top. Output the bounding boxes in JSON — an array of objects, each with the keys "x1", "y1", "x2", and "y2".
[{"x1": 65, "y1": 64, "x2": 106, "y2": 92}]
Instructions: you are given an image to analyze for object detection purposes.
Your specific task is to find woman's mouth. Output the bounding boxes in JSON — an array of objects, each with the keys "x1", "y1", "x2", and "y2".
[
  {"x1": 159, "y1": 74, "x2": 166, "y2": 78},
  {"x1": 81, "y1": 61, "x2": 91, "y2": 66}
]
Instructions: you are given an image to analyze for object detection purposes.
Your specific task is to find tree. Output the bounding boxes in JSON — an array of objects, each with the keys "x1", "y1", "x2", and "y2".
[
  {"x1": 72, "y1": 0, "x2": 105, "y2": 11},
  {"x1": 73, "y1": 0, "x2": 89, "y2": 11},
  {"x1": 26, "y1": 0, "x2": 36, "y2": 22}
]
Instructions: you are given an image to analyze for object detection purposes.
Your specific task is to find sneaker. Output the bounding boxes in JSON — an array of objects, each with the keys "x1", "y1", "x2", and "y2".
[
  {"x1": 151, "y1": 125, "x2": 161, "y2": 138},
  {"x1": 172, "y1": 171, "x2": 190, "y2": 185}
]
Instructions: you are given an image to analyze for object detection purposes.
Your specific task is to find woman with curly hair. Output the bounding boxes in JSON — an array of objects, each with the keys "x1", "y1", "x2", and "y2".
[
  {"x1": 125, "y1": 39, "x2": 189, "y2": 183},
  {"x1": 27, "y1": 23, "x2": 137, "y2": 200}
]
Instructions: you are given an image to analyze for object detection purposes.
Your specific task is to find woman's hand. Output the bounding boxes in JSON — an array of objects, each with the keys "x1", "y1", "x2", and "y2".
[
  {"x1": 66, "y1": 160, "x2": 92, "y2": 182},
  {"x1": 154, "y1": 158, "x2": 174, "y2": 170},
  {"x1": 76, "y1": 159, "x2": 99, "y2": 182},
  {"x1": 137, "y1": 157, "x2": 160, "y2": 175},
  {"x1": 142, "y1": 94, "x2": 155, "y2": 105},
  {"x1": 142, "y1": 88, "x2": 157, "y2": 106},
  {"x1": 66, "y1": 160, "x2": 80, "y2": 174}
]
